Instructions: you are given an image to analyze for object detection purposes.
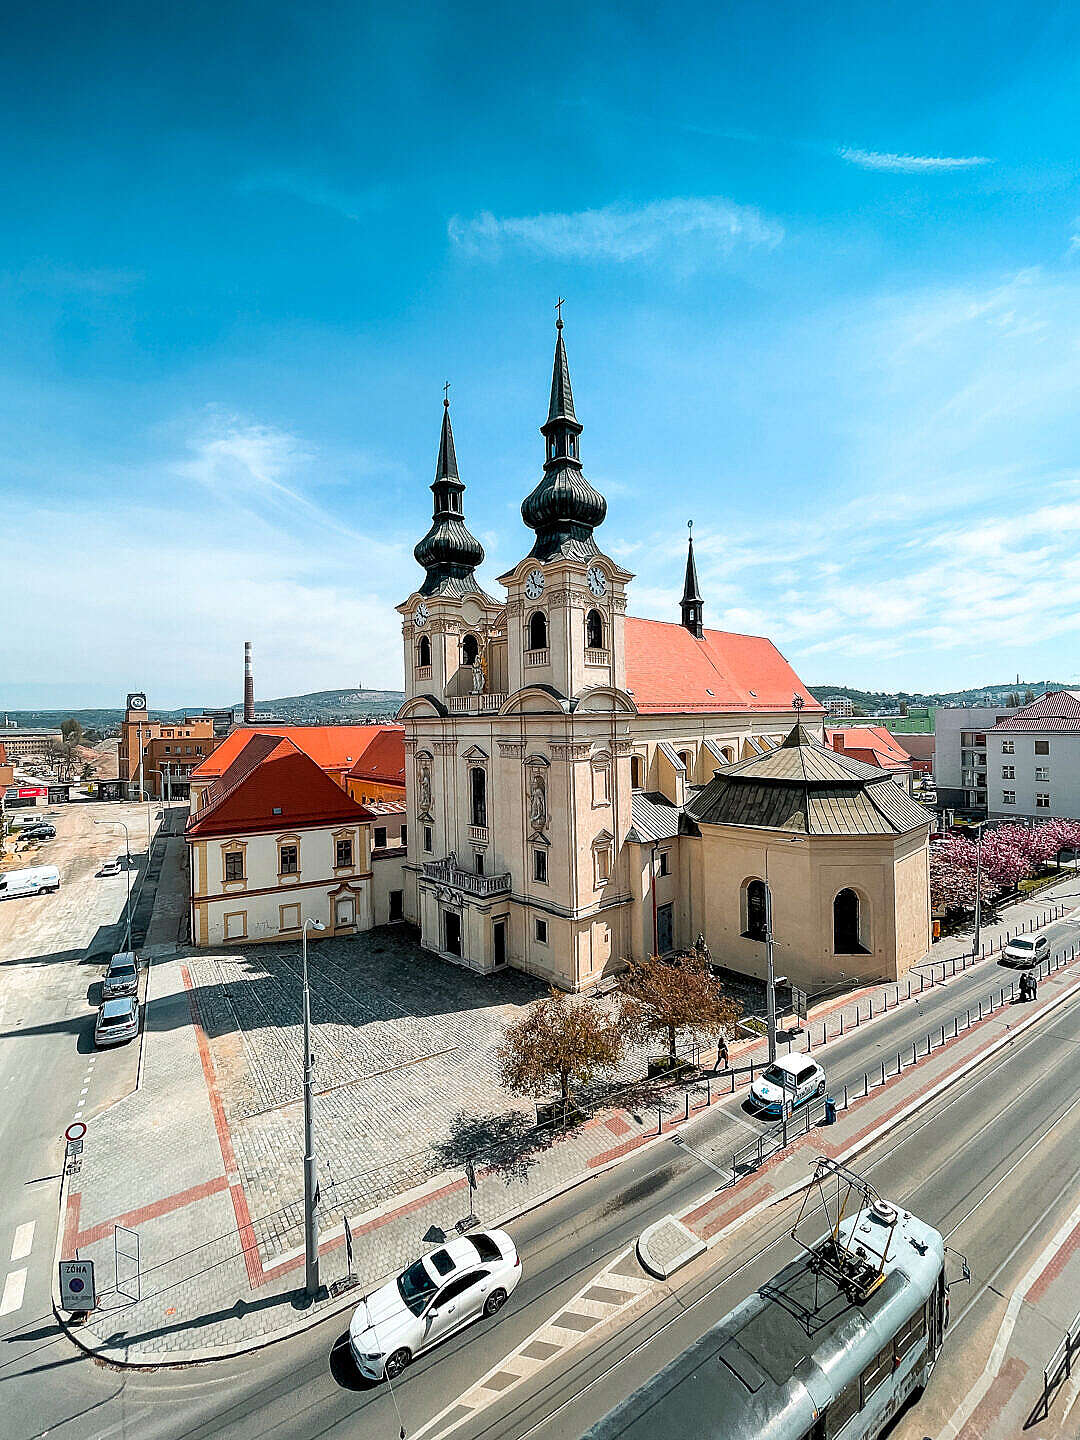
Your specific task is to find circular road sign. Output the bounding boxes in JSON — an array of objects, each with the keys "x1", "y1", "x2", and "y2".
[
  {"x1": 65, "y1": 1122, "x2": 87, "y2": 1143},
  {"x1": 68, "y1": 1276, "x2": 85, "y2": 1294}
]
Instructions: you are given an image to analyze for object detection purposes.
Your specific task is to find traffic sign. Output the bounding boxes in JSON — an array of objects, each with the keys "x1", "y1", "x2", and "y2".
[
  {"x1": 59, "y1": 1259, "x2": 96, "y2": 1311},
  {"x1": 65, "y1": 1122, "x2": 87, "y2": 1143}
]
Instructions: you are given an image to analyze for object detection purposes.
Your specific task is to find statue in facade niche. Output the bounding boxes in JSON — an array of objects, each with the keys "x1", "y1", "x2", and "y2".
[
  {"x1": 528, "y1": 764, "x2": 548, "y2": 834},
  {"x1": 417, "y1": 755, "x2": 433, "y2": 819}
]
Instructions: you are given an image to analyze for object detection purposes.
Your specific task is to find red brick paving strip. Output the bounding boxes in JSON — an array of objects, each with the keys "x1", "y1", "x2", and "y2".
[{"x1": 182, "y1": 964, "x2": 264, "y2": 1289}]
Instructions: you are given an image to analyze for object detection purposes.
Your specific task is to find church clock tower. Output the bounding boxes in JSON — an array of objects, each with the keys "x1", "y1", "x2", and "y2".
[{"x1": 501, "y1": 313, "x2": 632, "y2": 699}]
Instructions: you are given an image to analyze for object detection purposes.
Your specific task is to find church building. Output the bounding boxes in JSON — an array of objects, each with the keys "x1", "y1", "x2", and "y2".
[{"x1": 397, "y1": 318, "x2": 932, "y2": 993}]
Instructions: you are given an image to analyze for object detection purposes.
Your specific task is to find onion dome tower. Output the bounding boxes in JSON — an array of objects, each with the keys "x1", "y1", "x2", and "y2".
[
  {"x1": 521, "y1": 311, "x2": 608, "y2": 562},
  {"x1": 414, "y1": 395, "x2": 486, "y2": 597}
]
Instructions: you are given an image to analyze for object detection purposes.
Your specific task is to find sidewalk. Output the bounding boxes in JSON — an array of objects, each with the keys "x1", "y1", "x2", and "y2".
[{"x1": 54, "y1": 873, "x2": 1080, "y2": 1365}]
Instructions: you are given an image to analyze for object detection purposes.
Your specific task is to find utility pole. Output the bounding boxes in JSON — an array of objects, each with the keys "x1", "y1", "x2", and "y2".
[
  {"x1": 973, "y1": 822, "x2": 984, "y2": 959},
  {"x1": 765, "y1": 879, "x2": 778, "y2": 1065},
  {"x1": 302, "y1": 917, "x2": 325, "y2": 1297},
  {"x1": 96, "y1": 819, "x2": 132, "y2": 952}
]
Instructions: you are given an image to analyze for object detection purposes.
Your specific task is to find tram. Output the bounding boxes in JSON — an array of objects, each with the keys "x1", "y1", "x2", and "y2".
[{"x1": 585, "y1": 1161, "x2": 949, "y2": 1440}]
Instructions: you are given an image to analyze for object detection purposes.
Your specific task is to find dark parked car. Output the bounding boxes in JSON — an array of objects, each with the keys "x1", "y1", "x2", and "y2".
[{"x1": 21, "y1": 825, "x2": 56, "y2": 840}]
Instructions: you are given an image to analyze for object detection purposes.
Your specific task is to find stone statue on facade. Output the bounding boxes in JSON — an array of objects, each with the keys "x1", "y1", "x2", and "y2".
[
  {"x1": 417, "y1": 755, "x2": 433, "y2": 819},
  {"x1": 528, "y1": 764, "x2": 548, "y2": 836}
]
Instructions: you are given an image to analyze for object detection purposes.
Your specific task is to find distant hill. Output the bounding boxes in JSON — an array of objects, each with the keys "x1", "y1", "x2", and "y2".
[
  {"x1": 808, "y1": 681, "x2": 1072, "y2": 713},
  {"x1": 2, "y1": 686, "x2": 406, "y2": 731}
]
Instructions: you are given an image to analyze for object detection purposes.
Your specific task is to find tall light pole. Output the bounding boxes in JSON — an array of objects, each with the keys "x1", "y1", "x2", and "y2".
[
  {"x1": 763, "y1": 836, "x2": 806, "y2": 1065},
  {"x1": 95, "y1": 818, "x2": 132, "y2": 952},
  {"x1": 302, "y1": 917, "x2": 325, "y2": 1298}
]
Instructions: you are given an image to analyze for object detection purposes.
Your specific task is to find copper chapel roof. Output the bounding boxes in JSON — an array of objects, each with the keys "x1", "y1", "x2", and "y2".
[{"x1": 685, "y1": 723, "x2": 932, "y2": 837}]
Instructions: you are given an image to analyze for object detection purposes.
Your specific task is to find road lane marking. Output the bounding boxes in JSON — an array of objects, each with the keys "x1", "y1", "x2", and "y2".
[
  {"x1": 940, "y1": 1189, "x2": 1080, "y2": 1439},
  {"x1": 0, "y1": 1269, "x2": 27, "y2": 1316},
  {"x1": 10, "y1": 1222, "x2": 34, "y2": 1262}
]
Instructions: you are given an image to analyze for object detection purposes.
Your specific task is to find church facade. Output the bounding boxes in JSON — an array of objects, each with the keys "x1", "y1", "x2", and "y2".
[{"x1": 397, "y1": 320, "x2": 932, "y2": 993}]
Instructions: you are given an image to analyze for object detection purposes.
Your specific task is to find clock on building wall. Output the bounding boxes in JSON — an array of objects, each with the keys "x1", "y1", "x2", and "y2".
[
  {"x1": 524, "y1": 568, "x2": 546, "y2": 599},
  {"x1": 414, "y1": 602, "x2": 429, "y2": 627},
  {"x1": 586, "y1": 566, "x2": 607, "y2": 597},
  {"x1": 127, "y1": 692, "x2": 147, "y2": 711}
]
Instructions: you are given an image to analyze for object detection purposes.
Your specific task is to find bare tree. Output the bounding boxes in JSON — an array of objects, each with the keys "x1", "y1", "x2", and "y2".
[
  {"x1": 619, "y1": 953, "x2": 741, "y2": 1064},
  {"x1": 497, "y1": 988, "x2": 624, "y2": 1114}
]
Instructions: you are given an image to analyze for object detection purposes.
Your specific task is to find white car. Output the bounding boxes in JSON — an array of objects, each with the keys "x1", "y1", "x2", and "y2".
[
  {"x1": 100, "y1": 860, "x2": 122, "y2": 877},
  {"x1": 349, "y1": 1230, "x2": 521, "y2": 1380},
  {"x1": 748, "y1": 1054, "x2": 826, "y2": 1118},
  {"x1": 1002, "y1": 933, "x2": 1050, "y2": 968}
]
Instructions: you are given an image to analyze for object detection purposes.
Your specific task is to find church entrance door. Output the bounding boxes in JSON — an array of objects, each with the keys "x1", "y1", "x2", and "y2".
[
  {"x1": 656, "y1": 903, "x2": 673, "y2": 955},
  {"x1": 444, "y1": 910, "x2": 462, "y2": 957}
]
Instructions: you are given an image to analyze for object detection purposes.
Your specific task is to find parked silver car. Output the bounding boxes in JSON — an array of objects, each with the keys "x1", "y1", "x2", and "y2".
[
  {"x1": 103, "y1": 952, "x2": 140, "y2": 999},
  {"x1": 95, "y1": 997, "x2": 139, "y2": 1047}
]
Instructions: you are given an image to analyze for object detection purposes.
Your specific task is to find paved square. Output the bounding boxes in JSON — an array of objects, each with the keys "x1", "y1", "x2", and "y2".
[{"x1": 185, "y1": 930, "x2": 550, "y2": 1244}]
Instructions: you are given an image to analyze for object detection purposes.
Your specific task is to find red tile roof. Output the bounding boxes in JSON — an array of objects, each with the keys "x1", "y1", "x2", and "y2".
[
  {"x1": 826, "y1": 726, "x2": 913, "y2": 772},
  {"x1": 186, "y1": 737, "x2": 373, "y2": 838},
  {"x1": 990, "y1": 691, "x2": 1080, "y2": 732},
  {"x1": 190, "y1": 725, "x2": 402, "y2": 781},
  {"x1": 346, "y1": 727, "x2": 405, "y2": 786},
  {"x1": 624, "y1": 618, "x2": 822, "y2": 716}
]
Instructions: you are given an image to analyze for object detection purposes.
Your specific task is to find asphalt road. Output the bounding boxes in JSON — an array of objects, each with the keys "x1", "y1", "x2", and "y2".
[
  {"x1": 3, "y1": 905, "x2": 1077, "y2": 1440},
  {"x1": 0, "y1": 800, "x2": 166, "y2": 1439}
]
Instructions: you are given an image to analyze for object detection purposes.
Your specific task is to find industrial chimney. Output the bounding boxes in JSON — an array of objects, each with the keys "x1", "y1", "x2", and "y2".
[{"x1": 244, "y1": 641, "x2": 255, "y2": 724}]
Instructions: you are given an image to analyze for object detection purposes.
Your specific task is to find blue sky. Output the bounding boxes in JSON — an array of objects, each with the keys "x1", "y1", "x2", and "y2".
[{"x1": 5, "y1": 0, "x2": 1080, "y2": 708}]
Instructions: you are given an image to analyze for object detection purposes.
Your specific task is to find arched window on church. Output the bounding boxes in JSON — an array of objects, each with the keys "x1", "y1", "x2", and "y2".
[
  {"x1": 461, "y1": 633, "x2": 479, "y2": 666},
  {"x1": 743, "y1": 878, "x2": 768, "y2": 941},
  {"x1": 586, "y1": 609, "x2": 605, "y2": 650},
  {"x1": 631, "y1": 755, "x2": 645, "y2": 790},
  {"x1": 470, "y1": 767, "x2": 487, "y2": 829},
  {"x1": 416, "y1": 635, "x2": 431, "y2": 670},
  {"x1": 834, "y1": 889, "x2": 868, "y2": 954},
  {"x1": 678, "y1": 749, "x2": 692, "y2": 778},
  {"x1": 528, "y1": 611, "x2": 548, "y2": 652}
]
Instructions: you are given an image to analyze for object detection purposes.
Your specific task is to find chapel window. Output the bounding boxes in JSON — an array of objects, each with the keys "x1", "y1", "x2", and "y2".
[{"x1": 528, "y1": 611, "x2": 548, "y2": 652}]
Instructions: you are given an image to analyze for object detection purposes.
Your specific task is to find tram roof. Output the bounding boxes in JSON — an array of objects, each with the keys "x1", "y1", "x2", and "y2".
[{"x1": 584, "y1": 1208, "x2": 943, "y2": 1440}]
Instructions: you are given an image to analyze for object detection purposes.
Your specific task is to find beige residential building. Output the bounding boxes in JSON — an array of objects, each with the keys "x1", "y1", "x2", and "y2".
[{"x1": 396, "y1": 321, "x2": 934, "y2": 992}]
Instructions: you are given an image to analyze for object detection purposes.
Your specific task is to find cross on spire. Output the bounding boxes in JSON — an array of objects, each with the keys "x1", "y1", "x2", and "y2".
[
  {"x1": 443, "y1": 380, "x2": 451, "y2": 408},
  {"x1": 555, "y1": 296, "x2": 565, "y2": 329}
]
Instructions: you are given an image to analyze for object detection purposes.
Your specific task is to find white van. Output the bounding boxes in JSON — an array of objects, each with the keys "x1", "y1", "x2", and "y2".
[
  {"x1": 0, "y1": 865, "x2": 62, "y2": 899},
  {"x1": 9, "y1": 813, "x2": 46, "y2": 830}
]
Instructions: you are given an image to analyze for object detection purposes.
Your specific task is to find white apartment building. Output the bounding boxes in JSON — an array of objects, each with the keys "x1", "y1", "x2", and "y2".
[
  {"x1": 985, "y1": 692, "x2": 1080, "y2": 820},
  {"x1": 933, "y1": 705, "x2": 1010, "y2": 813}
]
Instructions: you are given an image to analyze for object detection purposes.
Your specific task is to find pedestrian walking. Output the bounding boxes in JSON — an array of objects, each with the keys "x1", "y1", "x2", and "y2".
[
  {"x1": 1032, "y1": 972, "x2": 1039, "y2": 999},
  {"x1": 715, "y1": 1037, "x2": 729, "y2": 1071}
]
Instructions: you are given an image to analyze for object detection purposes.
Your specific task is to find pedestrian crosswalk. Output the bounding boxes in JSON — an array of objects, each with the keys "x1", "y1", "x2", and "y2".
[{"x1": 1, "y1": 1220, "x2": 36, "y2": 1316}]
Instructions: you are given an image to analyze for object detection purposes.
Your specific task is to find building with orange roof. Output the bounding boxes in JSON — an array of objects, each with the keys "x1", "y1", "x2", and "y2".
[
  {"x1": 826, "y1": 726, "x2": 915, "y2": 793},
  {"x1": 186, "y1": 731, "x2": 408, "y2": 945},
  {"x1": 188, "y1": 723, "x2": 403, "y2": 812},
  {"x1": 391, "y1": 319, "x2": 929, "y2": 992}
]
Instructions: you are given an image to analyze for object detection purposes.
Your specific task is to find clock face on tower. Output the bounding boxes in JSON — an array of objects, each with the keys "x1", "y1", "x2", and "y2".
[
  {"x1": 587, "y1": 566, "x2": 607, "y2": 597},
  {"x1": 524, "y1": 568, "x2": 545, "y2": 599},
  {"x1": 414, "y1": 602, "x2": 429, "y2": 627},
  {"x1": 127, "y1": 692, "x2": 147, "y2": 711}
]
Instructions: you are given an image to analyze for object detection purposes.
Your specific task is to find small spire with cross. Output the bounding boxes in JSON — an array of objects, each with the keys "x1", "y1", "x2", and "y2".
[
  {"x1": 443, "y1": 380, "x2": 450, "y2": 409},
  {"x1": 555, "y1": 296, "x2": 565, "y2": 330}
]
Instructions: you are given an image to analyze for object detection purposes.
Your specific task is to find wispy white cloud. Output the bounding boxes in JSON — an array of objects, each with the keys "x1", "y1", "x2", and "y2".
[
  {"x1": 237, "y1": 169, "x2": 383, "y2": 222},
  {"x1": 448, "y1": 197, "x2": 782, "y2": 263},
  {"x1": 839, "y1": 148, "x2": 993, "y2": 172}
]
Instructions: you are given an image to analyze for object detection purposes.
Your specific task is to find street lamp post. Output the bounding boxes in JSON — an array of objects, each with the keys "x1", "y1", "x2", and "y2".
[
  {"x1": 302, "y1": 917, "x2": 325, "y2": 1298},
  {"x1": 95, "y1": 818, "x2": 132, "y2": 952},
  {"x1": 763, "y1": 836, "x2": 806, "y2": 1065}
]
